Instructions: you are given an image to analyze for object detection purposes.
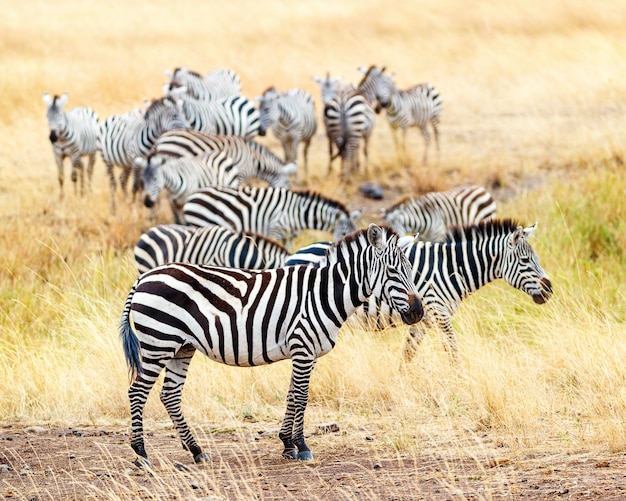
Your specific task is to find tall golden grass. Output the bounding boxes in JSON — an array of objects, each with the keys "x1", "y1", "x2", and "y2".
[{"x1": 1, "y1": 0, "x2": 626, "y2": 470}]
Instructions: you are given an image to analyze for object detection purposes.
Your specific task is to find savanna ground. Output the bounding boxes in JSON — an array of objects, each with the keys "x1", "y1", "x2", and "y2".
[{"x1": 2, "y1": 1, "x2": 626, "y2": 499}]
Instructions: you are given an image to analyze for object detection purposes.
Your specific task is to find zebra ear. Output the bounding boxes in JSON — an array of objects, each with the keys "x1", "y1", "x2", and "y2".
[
  {"x1": 367, "y1": 223, "x2": 384, "y2": 249},
  {"x1": 523, "y1": 222, "x2": 538, "y2": 238},
  {"x1": 58, "y1": 92, "x2": 69, "y2": 107},
  {"x1": 357, "y1": 66, "x2": 368, "y2": 75},
  {"x1": 350, "y1": 209, "x2": 362, "y2": 221},
  {"x1": 510, "y1": 226, "x2": 527, "y2": 246},
  {"x1": 42, "y1": 92, "x2": 53, "y2": 107}
]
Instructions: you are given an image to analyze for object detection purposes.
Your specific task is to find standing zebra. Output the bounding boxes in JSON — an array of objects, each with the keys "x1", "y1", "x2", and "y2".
[
  {"x1": 120, "y1": 224, "x2": 423, "y2": 465},
  {"x1": 140, "y1": 130, "x2": 296, "y2": 189},
  {"x1": 99, "y1": 92, "x2": 189, "y2": 214},
  {"x1": 42, "y1": 92, "x2": 100, "y2": 199},
  {"x1": 358, "y1": 65, "x2": 442, "y2": 164},
  {"x1": 134, "y1": 224, "x2": 289, "y2": 274},
  {"x1": 283, "y1": 219, "x2": 552, "y2": 358},
  {"x1": 182, "y1": 186, "x2": 360, "y2": 244},
  {"x1": 164, "y1": 85, "x2": 260, "y2": 139},
  {"x1": 257, "y1": 87, "x2": 317, "y2": 181},
  {"x1": 323, "y1": 87, "x2": 376, "y2": 176},
  {"x1": 142, "y1": 150, "x2": 242, "y2": 223},
  {"x1": 165, "y1": 66, "x2": 241, "y2": 101},
  {"x1": 383, "y1": 185, "x2": 497, "y2": 241}
]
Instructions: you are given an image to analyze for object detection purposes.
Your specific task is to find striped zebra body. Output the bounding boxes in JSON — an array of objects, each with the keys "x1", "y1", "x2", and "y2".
[
  {"x1": 120, "y1": 224, "x2": 423, "y2": 465},
  {"x1": 134, "y1": 224, "x2": 289, "y2": 274},
  {"x1": 257, "y1": 87, "x2": 317, "y2": 180},
  {"x1": 142, "y1": 150, "x2": 242, "y2": 223},
  {"x1": 323, "y1": 87, "x2": 376, "y2": 176},
  {"x1": 182, "y1": 186, "x2": 359, "y2": 244},
  {"x1": 43, "y1": 92, "x2": 100, "y2": 198},
  {"x1": 99, "y1": 93, "x2": 189, "y2": 214},
  {"x1": 166, "y1": 66, "x2": 241, "y2": 101},
  {"x1": 384, "y1": 185, "x2": 497, "y2": 241},
  {"x1": 358, "y1": 65, "x2": 442, "y2": 164},
  {"x1": 142, "y1": 130, "x2": 296, "y2": 189}
]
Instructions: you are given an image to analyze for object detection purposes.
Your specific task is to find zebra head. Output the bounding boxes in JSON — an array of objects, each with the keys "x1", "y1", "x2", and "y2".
[
  {"x1": 501, "y1": 223, "x2": 553, "y2": 304},
  {"x1": 364, "y1": 224, "x2": 423, "y2": 325},
  {"x1": 141, "y1": 155, "x2": 165, "y2": 208},
  {"x1": 333, "y1": 210, "x2": 360, "y2": 241},
  {"x1": 374, "y1": 73, "x2": 396, "y2": 109},
  {"x1": 43, "y1": 92, "x2": 69, "y2": 143},
  {"x1": 256, "y1": 87, "x2": 281, "y2": 137},
  {"x1": 356, "y1": 65, "x2": 386, "y2": 105},
  {"x1": 143, "y1": 92, "x2": 189, "y2": 135},
  {"x1": 312, "y1": 73, "x2": 343, "y2": 104}
]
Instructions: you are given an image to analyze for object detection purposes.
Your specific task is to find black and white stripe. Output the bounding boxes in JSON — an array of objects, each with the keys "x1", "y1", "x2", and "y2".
[
  {"x1": 358, "y1": 65, "x2": 442, "y2": 164},
  {"x1": 134, "y1": 224, "x2": 289, "y2": 274},
  {"x1": 257, "y1": 87, "x2": 317, "y2": 180},
  {"x1": 142, "y1": 150, "x2": 242, "y2": 223},
  {"x1": 322, "y1": 87, "x2": 376, "y2": 176},
  {"x1": 182, "y1": 186, "x2": 360, "y2": 244},
  {"x1": 43, "y1": 92, "x2": 100, "y2": 198},
  {"x1": 383, "y1": 185, "x2": 497, "y2": 241},
  {"x1": 99, "y1": 93, "x2": 189, "y2": 214},
  {"x1": 165, "y1": 66, "x2": 241, "y2": 101},
  {"x1": 120, "y1": 224, "x2": 423, "y2": 465}
]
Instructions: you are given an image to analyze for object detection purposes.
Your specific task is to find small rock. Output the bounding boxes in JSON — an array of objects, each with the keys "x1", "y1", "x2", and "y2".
[
  {"x1": 316, "y1": 422, "x2": 339, "y2": 434},
  {"x1": 365, "y1": 436, "x2": 374, "y2": 441},
  {"x1": 373, "y1": 463, "x2": 382, "y2": 470},
  {"x1": 360, "y1": 182, "x2": 384, "y2": 200},
  {"x1": 0, "y1": 464, "x2": 12, "y2": 473}
]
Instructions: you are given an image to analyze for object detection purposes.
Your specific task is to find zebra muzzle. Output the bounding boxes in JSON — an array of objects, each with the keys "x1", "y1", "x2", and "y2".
[
  {"x1": 532, "y1": 277, "x2": 553, "y2": 304},
  {"x1": 143, "y1": 195, "x2": 155, "y2": 208},
  {"x1": 400, "y1": 295, "x2": 424, "y2": 325},
  {"x1": 49, "y1": 131, "x2": 58, "y2": 143}
]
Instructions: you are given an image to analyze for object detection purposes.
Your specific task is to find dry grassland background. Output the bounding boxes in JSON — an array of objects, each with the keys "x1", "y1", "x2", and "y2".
[{"x1": 1, "y1": 0, "x2": 626, "y2": 499}]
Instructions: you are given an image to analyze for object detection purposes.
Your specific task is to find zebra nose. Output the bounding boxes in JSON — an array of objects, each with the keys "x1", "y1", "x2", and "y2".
[
  {"x1": 401, "y1": 294, "x2": 423, "y2": 325},
  {"x1": 144, "y1": 195, "x2": 155, "y2": 208},
  {"x1": 49, "y1": 131, "x2": 58, "y2": 143},
  {"x1": 533, "y1": 277, "x2": 553, "y2": 304},
  {"x1": 258, "y1": 127, "x2": 267, "y2": 137}
]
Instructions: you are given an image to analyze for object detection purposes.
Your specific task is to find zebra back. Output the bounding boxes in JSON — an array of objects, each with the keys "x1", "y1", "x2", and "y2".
[{"x1": 166, "y1": 66, "x2": 241, "y2": 101}]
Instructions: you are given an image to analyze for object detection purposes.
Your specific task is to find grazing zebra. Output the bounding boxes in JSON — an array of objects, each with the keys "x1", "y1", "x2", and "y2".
[
  {"x1": 99, "y1": 92, "x2": 189, "y2": 214},
  {"x1": 120, "y1": 224, "x2": 423, "y2": 465},
  {"x1": 283, "y1": 220, "x2": 552, "y2": 358},
  {"x1": 182, "y1": 186, "x2": 360, "y2": 244},
  {"x1": 140, "y1": 130, "x2": 296, "y2": 189},
  {"x1": 134, "y1": 224, "x2": 289, "y2": 274},
  {"x1": 165, "y1": 66, "x2": 241, "y2": 101},
  {"x1": 164, "y1": 85, "x2": 260, "y2": 139},
  {"x1": 358, "y1": 65, "x2": 442, "y2": 164},
  {"x1": 142, "y1": 150, "x2": 243, "y2": 223},
  {"x1": 323, "y1": 87, "x2": 376, "y2": 176},
  {"x1": 257, "y1": 87, "x2": 317, "y2": 180},
  {"x1": 42, "y1": 92, "x2": 100, "y2": 198},
  {"x1": 383, "y1": 185, "x2": 497, "y2": 241}
]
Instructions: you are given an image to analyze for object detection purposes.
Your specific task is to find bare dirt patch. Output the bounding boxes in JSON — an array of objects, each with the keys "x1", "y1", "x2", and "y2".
[{"x1": 1, "y1": 425, "x2": 625, "y2": 500}]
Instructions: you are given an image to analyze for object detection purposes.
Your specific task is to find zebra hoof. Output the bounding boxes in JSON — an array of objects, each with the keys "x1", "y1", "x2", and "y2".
[
  {"x1": 194, "y1": 452, "x2": 211, "y2": 464},
  {"x1": 133, "y1": 457, "x2": 152, "y2": 469},
  {"x1": 282, "y1": 449, "x2": 298, "y2": 460},
  {"x1": 298, "y1": 451, "x2": 314, "y2": 461}
]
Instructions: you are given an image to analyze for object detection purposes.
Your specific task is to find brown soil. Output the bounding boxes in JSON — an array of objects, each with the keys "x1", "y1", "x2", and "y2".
[{"x1": 1, "y1": 425, "x2": 625, "y2": 500}]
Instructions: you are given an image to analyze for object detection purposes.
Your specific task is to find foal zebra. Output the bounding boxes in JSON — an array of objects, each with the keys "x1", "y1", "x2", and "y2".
[
  {"x1": 323, "y1": 87, "x2": 376, "y2": 176},
  {"x1": 166, "y1": 66, "x2": 241, "y2": 101},
  {"x1": 140, "y1": 130, "x2": 296, "y2": 189},
  {"x1": 43, "y1": 92, "x2": 100, "y2": 198},
  {"x1": 182, "y1": 186, "x2": 360, "y2": 244},
  {"x1": 120, "y1": 224, "x2": 423, "y2": 465},
  {"x1": 99, "y1": 92, "x2": 189, "y2": 214},
  {"x1": 358, "y1": 65, "x2": 442, "y2": 164},
  {"x1": 257, "y1": 87, "x2": 317, "y2": 180},
  {"x1": 285, "y1": 219, "x2": 552, "y2": 358},
  {"x1": 383, "y1": 185, "x2": 497, "y2": 241},
  {"x1": 134, "y1": 224, "x2": 289, "y2": 274}
]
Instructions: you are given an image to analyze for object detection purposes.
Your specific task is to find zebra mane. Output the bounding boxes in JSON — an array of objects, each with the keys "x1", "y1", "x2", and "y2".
[
  {"x1": 384, "y1": 194, "x2": 412, "y2": 212},
  {"x1": 325, "y1": 224, "x2": 397, "y2": 258},
  {"x1": 357, "y1": 65, "x2": 382, "y2": 87},
  {"x1": 293, "y1": 189, "x2": 350, "y2": 215},
  {"x1": 445, "y1": 218, "x2": 521, "y2": 243},
  {"x1": 241, "y1": 231, "x2": 289, "y2": 251},
  {"x1": 144, "y1": 97, "x2": 171, "y2": 120},
  {"x1": 174, "y1": 67, "x2": 202, "y2": 79}
]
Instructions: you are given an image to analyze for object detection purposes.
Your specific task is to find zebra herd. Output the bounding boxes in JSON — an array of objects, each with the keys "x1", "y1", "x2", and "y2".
[{"x1": 43, "y1": 65, "x2": 553, "y2": 466}]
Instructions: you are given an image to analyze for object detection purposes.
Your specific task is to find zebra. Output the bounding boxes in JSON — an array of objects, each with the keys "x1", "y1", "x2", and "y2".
[
  {"x1": 119, "y1": 223, "x2": 423, "y2": 466},
  {"x1": 182, "y1": 186, "x2": 361, "y2": 244},
  {"x1": 256, "y1": 87, "x2": 317, "y2": 181},
  {"x1": 165, "y1": 66, "x2": 241, "y2": 101},
  {"x1": 134, "y1": 224, "x2": 290, "y2": 274},
  {"x1": 99, "y1": 91, "x2": 189, "y2": 214},
  {"x1": 383, "y1": 185, "x2": 497, "y2": 241},
  {"x1": 358, "y1": 65, "x2": 442, "y2": 164},
  {"x1": 138, "y1": 130, "x2": 296, "y2": 189},
  {"x1": 283, "y1": 219, "x2": 552, "y2": 358},
  {"x1": 164, "y1": 85, "x2": 260, "y2": 139},
  {"x1": 142, "y1": 150, "x2": 242, "y2": 223},
  {"x1": 322, "y1": 87, "x2": 376, "y2": 176},
  {"x1": 42, "y1": 92, "x2": 100, "y2": 199}
]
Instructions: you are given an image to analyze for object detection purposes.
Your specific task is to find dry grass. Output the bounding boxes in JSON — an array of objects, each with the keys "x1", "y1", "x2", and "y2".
[{"x1": 1, "y1": 0, "x2": 626, "y2": 498}]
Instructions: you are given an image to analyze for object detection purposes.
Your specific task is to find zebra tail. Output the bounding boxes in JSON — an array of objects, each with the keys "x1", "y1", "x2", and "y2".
[{"x1": 119, "y1": 280, "x2": 143, "y2": 382}]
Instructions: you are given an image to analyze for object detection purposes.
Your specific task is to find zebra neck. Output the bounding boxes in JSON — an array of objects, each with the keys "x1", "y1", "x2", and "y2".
[{"x1": 446, "y1": 240, "x2": 498, "y2": 296}]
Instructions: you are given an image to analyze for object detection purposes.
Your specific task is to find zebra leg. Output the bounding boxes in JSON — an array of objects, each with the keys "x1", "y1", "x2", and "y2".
[
  {"x1": 104, "y1": 160, "x2": 117, "y2": 215},
  {"x1": 160, "y1": 345, "x2": 209, "y2": 463},
  {"x1": 278, "y1": 378, "x2": 297, "y2": 459},
  {"x1": 128, "y1": 356, "x2": 167, "y2": 468},
  {"x1": 420, "y1": 124, "x2": 431, "y2": 165},
  {"x1": 290, "y1": 357, "x2": 316, "y2": 461},
  {"x1": 327, "y1": 135, "x2": 334, "y2": 175},
  {"x1": 86, "y1": 152, "x2": 96, "y2": 193},
  {"x1": 54, "y1": 154, "x2": 65, "y2": 199},
  {"x1": 302, "y1": 138, "x2": 311, "y2": 181},
  {"x1": 432, "y1": 119, "x2": 441, "y2": 162},
  {"x1": 436, "y1": 316, "x2": 459, "y2": 359},
  {"x1": 404, "y1": 323, "x2": 428, "y2": 362},
  {"x1": 71, "y1": 156, "x2": 85, "y2": 197}
]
